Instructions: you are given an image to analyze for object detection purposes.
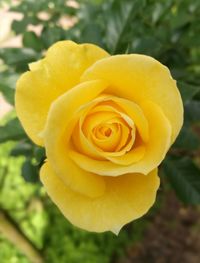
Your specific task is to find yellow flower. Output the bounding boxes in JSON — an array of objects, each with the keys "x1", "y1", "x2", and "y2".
[{"x1": 15, "y1": 41, "x2": 183, "y2": 234}]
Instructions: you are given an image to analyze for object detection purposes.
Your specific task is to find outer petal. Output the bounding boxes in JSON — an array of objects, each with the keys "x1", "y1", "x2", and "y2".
[
  {"x1": 69, "y1": 100, "x2": 172, "y2": 176},
  {"x1": 15, "y1": 41, "x2": 109, "y2": 145},
  {"x1": 44, "y1": 80, "x2": 108, "y2": 198},
  {"x1": 81, "y1": 54, "x2": 183, "y2": 143},
  {"x1": 40, "y1": 162, "x2": 160, "y2": 233}
]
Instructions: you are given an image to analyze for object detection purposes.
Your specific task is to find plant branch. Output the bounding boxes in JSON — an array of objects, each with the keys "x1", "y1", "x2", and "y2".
[{"x1": 0, "y1": 208, "x2": 44, "y2": 263}]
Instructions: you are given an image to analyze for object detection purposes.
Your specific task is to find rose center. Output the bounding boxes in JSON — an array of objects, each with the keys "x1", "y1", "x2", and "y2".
[
  {"x1": 93, "y1": 123, "x2": 116, "y2": 140},
  {"x1": 104, "y1": 127, "x2": 112, "y2": 137},
  {"x1": 84, "y1": 109, "x2": 135, "y2": 152},
  {"x1": 72, "y1": 98, "x2": 140, "y2": 155}
]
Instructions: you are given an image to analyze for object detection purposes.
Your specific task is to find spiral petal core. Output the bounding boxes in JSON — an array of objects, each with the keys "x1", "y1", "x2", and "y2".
[{"x1": 15, "y1": 41, "x2": 183, "y2": 233}]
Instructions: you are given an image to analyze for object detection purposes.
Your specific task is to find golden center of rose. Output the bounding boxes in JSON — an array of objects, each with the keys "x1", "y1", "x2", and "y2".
[{"x1": 71, "y1": 97, "x2": 140, "y2": 157}]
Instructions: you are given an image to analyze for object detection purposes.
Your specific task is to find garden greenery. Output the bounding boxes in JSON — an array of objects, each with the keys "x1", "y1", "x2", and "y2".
[{"x1": 0, "y1": 0, "x2": 200, "y2": 262}]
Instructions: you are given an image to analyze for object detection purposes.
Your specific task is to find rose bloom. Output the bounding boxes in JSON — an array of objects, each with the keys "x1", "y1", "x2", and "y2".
[{"x1": 15, "y1": 41, "x2": 183, "y2": 234}]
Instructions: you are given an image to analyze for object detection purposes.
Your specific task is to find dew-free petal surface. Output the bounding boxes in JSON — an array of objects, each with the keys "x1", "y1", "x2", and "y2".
[
  {"x1": 40, "y1": 162, "x2": 160, "y2": 233},
  {"x1": 15, "y1": 41, "x2": 109, "y2": 145},
  {"x1": 44, "y1": 80, "x2": 107, "y2": 197},
  {"x1": 81, "y1": 54, "x2": 183, "y2": 143},
  {"x1": 69, "y1": 101, "x2": 171, "y2": 176}
]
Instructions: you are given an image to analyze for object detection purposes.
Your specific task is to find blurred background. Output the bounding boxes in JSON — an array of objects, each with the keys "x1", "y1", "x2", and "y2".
[{"x1": 0, "y1": 0, "x2": 200, "y2": 262}]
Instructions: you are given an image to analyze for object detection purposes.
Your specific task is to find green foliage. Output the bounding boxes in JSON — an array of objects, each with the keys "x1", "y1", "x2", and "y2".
[
  {"x1": 105, "y1": 0, "x2": 146, "y2": 54},
  {"x1": 0, "y1": 0, "x2": 200, "y2": 261},
  {"x1": 0, "y1": 117, "x2": 26, "y2": 143},
  {"x1": 21, "y1": 159, "x2": 39, "y2": 183},
  {"x1": 0, "y1": 141, "x2": 147, "y2": 262},
  {"x1": 2, "y1": 0, "x2": 200, "y2": 203},
  {"x1": 0, "y1": 48, "x2": 40, "y2": 72},
  {"x1": 184, "y1": 101, "x2": 200, "y2": 124},
  {"x1": 43, "y1": 202, "x2": 147, "y2": 263},
  {"x1": 177, "y1": 82, "x2": 200, "y2": 103},
  {"x1": 0, "y1": 71, "x2": 18, "y2": 105},
  {"x1": 0, "y1": 142, "x2": 46, "y2": 248},
  {"x1": 0, "y1": 236, "x2": 30, "y2": 263},
  {"x1": 162, "y1": 157, "x2": 200, "y2": 204}
]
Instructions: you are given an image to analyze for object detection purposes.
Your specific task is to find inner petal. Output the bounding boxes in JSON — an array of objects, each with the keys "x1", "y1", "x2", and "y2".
[
  {"x1": 101, "y1": 97, "x2": 149, "y2": 143},
  {"x1": 91, "y1": 122, "x2": 121, "y2": 152},
  {"x1": 69, "y1": 100, "x2": 171, "y2": 176},
  {"x1": 104, "y1": 127, "x2": 112, "y2": 137},
  {"x1": 83, "y1": 107, "x2": 135, "y2": 152},
  {"x1": 70, "y1": 95, "x2": 149, "y2": 165},
  {"x1": 82, "y1": 111, "x2": 118, "y2": 138},
  {"x1": 94, "y1": 123, "x2": 116, "y2": 139}
]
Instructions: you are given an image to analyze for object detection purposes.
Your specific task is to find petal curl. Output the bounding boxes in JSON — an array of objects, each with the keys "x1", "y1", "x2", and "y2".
[
  {"x1": 15, "y1": 41, "x2": 109, "y2": 145},
  {"x1": 44, "y1": 80, "x2": 108, "y2": 198},
  {"x1": 81, "y1": 54, "x2": 183, "y2": 143},
  {"x1": 40, "y1": 162, "x2": 160, "y2": 233},
  {"x1": 69, "y1": 101, "x2": 172, "y2": 176},
  {"x1": 72, "y1": 97, "x2": 146, "y2": 163}
]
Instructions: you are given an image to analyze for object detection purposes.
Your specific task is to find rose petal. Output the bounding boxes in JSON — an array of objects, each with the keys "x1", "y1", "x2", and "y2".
[
  {"x1": 81, "y1": 54, "x2": 183, "y2": 143},
  {"x1": 40, "y1": 161, "x2": 160, "y2": 233},
  {"x1": 74, "y1": 99, "x2": 144, "y2": 160},
  {"x1": 109, "y1": 97, "x2": 149, "y2": 143},
  {"x1": 106, "y1": 146, "x2": 146, "y2": 165},
  {"x1": 15, "y1": 41, "x2": 109, "y2": 145},
  {"x1": 44, "y1": 80, "x2": 107, "y2": 197},
  {"x1": 69, "y1": 100, "x2": 171, "y2": 176}
]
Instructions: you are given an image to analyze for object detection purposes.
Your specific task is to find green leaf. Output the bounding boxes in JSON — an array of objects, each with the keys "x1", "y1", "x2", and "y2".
[
  {"x1": 12, "y1": 19, "x2": 27, "y2": 35},
  {"x1": 105, "y1": 0, "x2": 146, "y2": 54},
  {"x1": 131, "y1": 36, "x2": 162, "y2": 56},
  {"x1": 79, "y1": 23, "x2": 103, "y2": 46},
  {"x1": 34, "y1": 147, "x2": 46, "y2": 164},
  {"x1": 174, "y1": 126, "x2": 200, "y2": 150},
  {"x1": 184, "y1": 101, "x2": 200, "y2": 124},
  {"x1": 0, "y1": 48, "x2": 40, "y2": 72},
  {"x1": 177, "y1": 81, "x2": 200, "y2": 103},
  {"x1": 23, "y1": 31, "x2": 44, "y2": 52},
  {"x1": 170, "y1": 9, "x2": 191, "y2": 29},
  {"x1": 0, "y1": 118, "x2": 26, "y2": 143},
  {"x1": 41, "y1": 26, "x2": 65, "y2": 48},
  {"x1": 0, "y1": 72, "x2": 19, "y2": 105},
  {"x1": 0, "y1": 84, "x2": 14, "y2": 105},
  {"x1": 21, "y1": 159, "x2": 39, "y2": 183},
  {"x1": 10, "y1": 141, "x2": 33, "y2": 157},
  {"x1": 162, "y1": 157, "x2": 200, "y2": 204}
]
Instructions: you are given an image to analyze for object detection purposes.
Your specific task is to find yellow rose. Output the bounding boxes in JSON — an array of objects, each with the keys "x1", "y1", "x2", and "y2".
[{"x1": 15, "y1": 41, "x2": 183, "y2": 234}]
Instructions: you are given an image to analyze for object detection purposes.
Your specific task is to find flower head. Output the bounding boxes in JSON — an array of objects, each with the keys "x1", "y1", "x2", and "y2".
[{"x1": 16, "y1": 41, "x2": 183, "y2": 233}]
